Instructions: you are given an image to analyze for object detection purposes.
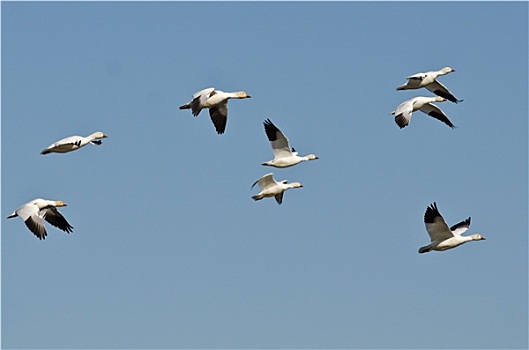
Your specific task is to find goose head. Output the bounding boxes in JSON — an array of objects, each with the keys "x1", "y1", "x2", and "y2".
[
  {"x1": 441, "y1": 67, "x2": 455, "y2": 74},
  {"x1": 54, "y1": 200, "x2": 68, "y2": 207},
  {"x1": 290, "y1": 182, "x2": 303, "y2": 189},
  {"x1": 236, "y1": 91, "x2": 251, "y2": 99},
  {"x1": 471, "y1": 234, "x2": 486, "y2": 241},
  {"x1": 91, "y1": 131, "x2": 109, "y2": 139},
  {"x1": 434, "y1": 96, "x2": 447, "y2": 103},
  {"x1": 306, "y1": 154, "x2": 319, "y2": 161}
]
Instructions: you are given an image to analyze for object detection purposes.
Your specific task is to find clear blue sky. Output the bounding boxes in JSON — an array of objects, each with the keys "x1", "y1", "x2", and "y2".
[{"x1": 2, "y1": 1, "x2": 527, "y2": 349}]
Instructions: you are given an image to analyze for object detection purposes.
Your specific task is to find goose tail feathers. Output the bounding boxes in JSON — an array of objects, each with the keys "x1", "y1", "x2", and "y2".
[{"x1": 418, "y1": 246, "x2": 431, "y2": 254}]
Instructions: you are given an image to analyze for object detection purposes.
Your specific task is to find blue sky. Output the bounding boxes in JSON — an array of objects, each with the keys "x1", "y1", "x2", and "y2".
[{"x1": 2, "y1": 1, "x2": 527, "y2": 349}]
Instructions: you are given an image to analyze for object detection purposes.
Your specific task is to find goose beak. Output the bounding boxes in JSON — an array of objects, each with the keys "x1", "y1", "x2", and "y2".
[{"x1": 103, "y1": 134, "x2": 109, "y2": 138}]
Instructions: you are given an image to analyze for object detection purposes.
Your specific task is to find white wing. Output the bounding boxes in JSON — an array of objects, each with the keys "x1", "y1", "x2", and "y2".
[
  {"x1": 192, "y1": 87, "x2": 215, "y2": 99},
  {"x1": 15, "y1": 202, "x2": 40, "y2": 222},
  {"x1": 450, "y1": 217, "x2": 471, "y2": 236},
  {"x1": 16, "y1": 202, "x2": 47, "y2": 239},
  {"x1": 53, "y1": 135, "x2": 84, "y2": 146},
  {"x1": 406, "y1": 72, "x2": 426, "y2": 80},
  {"x1": 393, "y1": 99, "x2": 414, "y2": 128},
  {"x1": 419, "y1": 103, "x2": 455, "y2": 128},
  {"x1": 252, "y1": 173, "x2": 277, "y2": 191},
  {"x1": 426, "y1": 80, "x2": 460, "y2": 103},
  {"x1": 263, "y1": 119, "x2": 293, "y2": 159},
  {"x1": 190, "y1": 88, "x2": 215, "y2": 116},
  {"x1": 424, "y1": 202, "x2": 454, "y2": 242},
  {"x1": 41, "y1": 135, "x2": 86, "y2": 154}
]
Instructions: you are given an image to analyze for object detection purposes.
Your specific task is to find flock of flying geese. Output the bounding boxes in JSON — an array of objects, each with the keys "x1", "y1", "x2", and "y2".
[{"x1": 7, "y1": 66, "x2": 485, "y2": 253}]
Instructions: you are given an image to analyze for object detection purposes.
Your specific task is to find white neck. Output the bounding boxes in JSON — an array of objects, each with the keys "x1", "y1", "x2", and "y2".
[
  {"x1": 437, "y1": 67, "x2": 452, "y2": 76},
  {"x1": 87, "y1": 132, "x2": 104, "y2": 141}
]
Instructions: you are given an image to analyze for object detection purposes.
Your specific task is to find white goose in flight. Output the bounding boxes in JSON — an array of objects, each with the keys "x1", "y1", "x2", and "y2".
[
  {"x1": 41, "y1": 131, "x2": 108, "y2": 155},
  {"x1": 391, "y1": 96, "x2": 455, "y2": 129},
  {"x1": 419, "y1": 202, "x2": 485, "y2": 254},
  {"x1": 251, "y1": 173, "x2": 303, "y2": 205},
  {"x1": 261, "y1": 119, "x2": 318, "y2": 168},
  {"x1": 179, "y1": 87, "x2": 251, "y2": 134},
  {"x1": 396, "y1": 67, "x2": 462, "y2": 103},
  {"x1": 7, "y1": 198, "x2": 73, "y2": 240}
]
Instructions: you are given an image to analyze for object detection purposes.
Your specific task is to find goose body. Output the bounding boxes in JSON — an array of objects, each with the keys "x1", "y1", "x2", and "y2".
[
  {"x1": 261, "y1": 119, "x2": 318, "y2": 168},
  {"x1": 41, "y1": 131, "x2": 108, "y2": 155},
  {"x1": 391, "y1": 96, "x2": 455, "y2": 129},
  {"x1": 251, "y1": 173, "x2": 303, "y2": 205},
  {"x1": 7, "y1": 198, "x2": 73, "y2": 240},
  {"x1": 419, "y1": 202, "x2": 485, "y2": 254},
  {"x1": 396, "y1": 67, "x2": 462, "y2": 103},
  {"x1": 179, "y1": 87, "x2": 251, "y2": 134}
]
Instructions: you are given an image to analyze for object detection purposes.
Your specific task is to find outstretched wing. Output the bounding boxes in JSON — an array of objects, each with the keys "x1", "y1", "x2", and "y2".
[
  {"x1": 424, "y1": 202, "x2": 454, "y2": 242},
  {"x1": 209, "y1": 101, "x2": 228, "y2": 134},
  {"x1": 393, "y1": 100, "x2": 414, "y2": 128},
  {"x1": 450, "y1": 217, "x2": 471, "y2": 236},
  {"x1": 274, "y1": 192, "x2": 284, "y2": 205},
  {"x1": 263, "y1": 119, "x2": 292, "y2": 159},
  {"x1": 426, "y1": 80, "x2": 461, "y2": 103},
  {"x1": 42, "y1": 207, "x2": 73, "y2": 234},
  {"x1": 406, "y1": 72, "x2": 426, "y2": 80},
  {"x1": 419, "y1": 103, "x2": 455, "y2": 129},
  {"x1": 252, "y1": 173, "x2": 276, "y2": 191},
  {"x1": 40, "y1": 136, "x2": 83, "y2": 154},
  {"x1": 190, "y1": 87, "x2": 215, "y2": 117}
]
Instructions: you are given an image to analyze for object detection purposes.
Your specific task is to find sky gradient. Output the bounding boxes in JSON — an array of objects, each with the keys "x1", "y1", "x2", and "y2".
[{"x1": 2, "y1": 2, "x2": 528, "y2": 349}]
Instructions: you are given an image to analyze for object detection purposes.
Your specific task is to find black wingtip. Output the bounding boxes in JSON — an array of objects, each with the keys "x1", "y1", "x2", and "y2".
[
  {"x1": 418, "y1": 246, "x2": 430, "y2": 254},
  {"x1": 263, "y1": 118, "x2": 274, "y2": 129},
  {"x1": 263, "y1": 118, "x2": 279, "y2": 141},
  {"x1": 424, "y1": 202, "x2": 440, "y2": 224},
  {"x1": 394, "y1": 114, "x2": 408, "y2": 129},
  {"x1": 62, "y1": 221, "x2": 74, "y2": 234}
]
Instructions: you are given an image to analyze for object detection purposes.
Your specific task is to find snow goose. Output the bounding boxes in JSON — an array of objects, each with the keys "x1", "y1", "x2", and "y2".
[
  {"x1": 251, "y1": 173, "x2": 303, "y2": 205},
  {"x1": 41, "y1": 131, "x2": 108, "y2": 155},
  {"x1": 419, "y1": 202, "x2": 485, "y2": 254},
  {"x1": 7, "y1": 198, "x2": 73, "y2": 240},
  {"x1": 396, "y1": 67, "x2": 462, "y2": 103},
  {"x1": 391, "y1": 96, "x2": 455, "y2": 129},
  {"x1": 261, "y1": 119, "x2": 319, "y2": 168},
  {"x1": 179, "y1": 87, "x2": 251, "y2": 134}
]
